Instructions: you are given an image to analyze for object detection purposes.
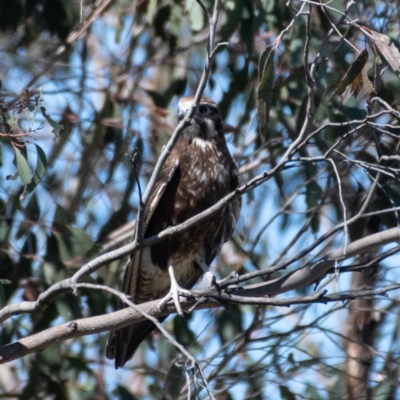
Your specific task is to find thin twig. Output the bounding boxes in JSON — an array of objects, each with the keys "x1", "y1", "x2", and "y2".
[{"x1": 327, "y1": 158, "x2": 348, "y2": 287}]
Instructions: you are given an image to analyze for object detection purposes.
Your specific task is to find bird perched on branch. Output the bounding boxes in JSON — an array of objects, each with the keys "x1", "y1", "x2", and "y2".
[{"x1": 106, "y1": 96, "x2": 241, "y2": 369}]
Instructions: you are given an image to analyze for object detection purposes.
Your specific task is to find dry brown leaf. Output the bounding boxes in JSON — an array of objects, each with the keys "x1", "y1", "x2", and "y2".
[
  {"x1": 350, "y1": 72, "x2": 363, "y2": 98},
  {"x1": 336, "y1": 50, "x2": 369, "y2": 96},
  {"x1": 370, "y1": 30, "x2": 400, "y2": 75},
  {"x1": 326, "y1": 50, "x2": 368, "y2": 103},
  {"x1": 362, "y1": 65, "x2": 374, "y2": 103}
]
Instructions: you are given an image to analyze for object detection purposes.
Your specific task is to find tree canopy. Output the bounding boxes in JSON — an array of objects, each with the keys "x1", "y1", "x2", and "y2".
[{"x1": 1, "y1": 0, "x2": 400, "y2": 398}]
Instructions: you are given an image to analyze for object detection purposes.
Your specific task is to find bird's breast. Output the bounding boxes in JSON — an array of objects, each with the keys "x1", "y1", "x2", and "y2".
[{"x1": 172, "y1": 142, "x2": 231, "y2": 225}]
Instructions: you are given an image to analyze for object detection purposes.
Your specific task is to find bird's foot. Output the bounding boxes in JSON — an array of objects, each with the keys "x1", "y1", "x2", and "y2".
[{"x1": 158, "y1": 266, "x2": 193, "y2": 315}]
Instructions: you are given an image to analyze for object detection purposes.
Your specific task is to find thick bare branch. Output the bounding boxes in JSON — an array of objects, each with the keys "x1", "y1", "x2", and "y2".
[
  {"x1": 1, "y1": 281, "x2": 399, "y2": 364},
  {"x1": 1, "y1": 228, "x2": 400, "y2": 363}
]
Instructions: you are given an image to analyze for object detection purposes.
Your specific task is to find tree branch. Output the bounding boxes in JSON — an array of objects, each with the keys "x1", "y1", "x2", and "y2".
[
  {"x1": 1, "y1": 281, "x2": 398, "y2": 364},
  {"x1": 1, "y1": 228, "x2": 400, "y2": 364}
]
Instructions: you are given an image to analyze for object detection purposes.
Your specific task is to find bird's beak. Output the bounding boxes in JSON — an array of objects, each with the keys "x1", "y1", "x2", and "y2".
[
  {"x1": 178, "y1": 107, "x2": 189, "y2": 122},
  {"x1": 223, "y1": 123, "x2": 237, "y2": 134}
]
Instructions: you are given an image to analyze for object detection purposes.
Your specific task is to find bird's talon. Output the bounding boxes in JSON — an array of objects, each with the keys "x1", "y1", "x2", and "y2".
[
  {"x1": 158, "y1": 288, "x2": 192, "y2": 314},
  {"x1": 158, "y1": 266, "x2": 193, "y2": 315}
]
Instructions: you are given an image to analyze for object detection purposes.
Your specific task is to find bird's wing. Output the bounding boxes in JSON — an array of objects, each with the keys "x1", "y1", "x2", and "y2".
[
  {"x1": 199, "y1": 166, "x2": 241, "y2": 267},
  {"x1": 106, "y1": 157, "x2": 180, "y2": 367},
  {"x1": 145, "y1": 159, "x2": 180, "y2": 227},
  {"x1": 224, "y1": 192, "x2": 241, "y2": 242},
  {"x1": 125, "y1": 158, "x2": 180, "y2": 302},
  {"x1": 221, "y1": 167, "x2": 241, "y2": 244}
]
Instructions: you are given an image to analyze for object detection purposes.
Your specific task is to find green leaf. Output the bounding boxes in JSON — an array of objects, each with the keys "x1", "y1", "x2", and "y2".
[
  {"x1": 7, "y1": 110, "x2": 15, "y2": 128},
  {"x1": 14, "y1": 146, "x2": 31, "y2": 185},
  {"x1": 40, "y1": 106, "x2": 63, "y2": 137},
  {"x1": 0, "y1": 220, "x2": 8, "y2": 242},
  {"x1": 68, "y1": 226, "x2": 94, "y2": 256},
  {"x1": 310, "y1": 214, "x2": 320, "y2": 234},
  {"x1": 306, "y1": 180, "x2": 322, "y2": 209},
  {"x1": 257, "y1": 48, "x2": 275, "y2": 140},
  {"x1": 186, "y1": 0, "x2": 204, "y2": 31},
  {"x1": 146, "y1": 0, "x2": 157, "y2": 23},
  {"x1": 25, "y1": 144, "x2": 47, "y2": 195}
]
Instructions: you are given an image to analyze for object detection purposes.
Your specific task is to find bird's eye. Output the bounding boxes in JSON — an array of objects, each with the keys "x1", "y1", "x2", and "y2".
[{"x1": 198, "y1": 105, "x2": 210, "y2": 114}]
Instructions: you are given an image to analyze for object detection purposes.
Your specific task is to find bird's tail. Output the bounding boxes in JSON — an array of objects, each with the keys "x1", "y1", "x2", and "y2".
[{"x1": 106, "y1": 317, "x2": 166, "y2": 369}]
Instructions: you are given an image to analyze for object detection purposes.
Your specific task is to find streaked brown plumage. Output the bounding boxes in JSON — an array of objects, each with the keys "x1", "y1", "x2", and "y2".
[{"x1": 106, "y1": 96, "x2": 241, "y2": 368}]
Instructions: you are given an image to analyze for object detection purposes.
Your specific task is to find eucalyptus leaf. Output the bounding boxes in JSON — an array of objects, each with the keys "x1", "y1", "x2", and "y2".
[
  {"x1": 187, "y1": 0, "x2": 204, "y2": 31},
  {"x1": 326, "y1": 50, "x2": 369, "y2": 102},
  {"x1": 40, "y1": 106, "x2": 63, "y2": 137},
  {"x1": 25, "y1": 144, "x2": 48, "y2": 195},
  {"x1": 14, "y1": 146, "x2": 31, "y2": 186},
  {"x1": 371, "y1": 30, "x2": 400, "y2": 74},
  {"x1": 257, "y1": 48, "x2": 275, "y2": 140}
]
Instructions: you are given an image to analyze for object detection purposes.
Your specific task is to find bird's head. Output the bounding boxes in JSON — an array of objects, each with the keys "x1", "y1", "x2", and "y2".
[{"x1": 178, "y1": 96, "x2": 224, "y2": 141}]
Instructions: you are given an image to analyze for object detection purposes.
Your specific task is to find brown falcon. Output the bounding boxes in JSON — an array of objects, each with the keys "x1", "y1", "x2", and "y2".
[{"x1": 106, "y1": 96, "x2": 241, "y2": 368}]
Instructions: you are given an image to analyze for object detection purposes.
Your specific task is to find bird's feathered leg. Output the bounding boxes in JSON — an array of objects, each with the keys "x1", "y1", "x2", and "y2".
[
  {"x1": 195, "y1": 255, "x2": 239, "y2": 288},
  {"x1": 158, "y1": 265, "x2": 193, "y2": 315},
  {"x1": 194, "y1": 255, "x2": 217, "y2": 286}
]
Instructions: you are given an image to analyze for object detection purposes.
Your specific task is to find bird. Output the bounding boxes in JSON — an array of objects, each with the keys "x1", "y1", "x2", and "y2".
[{"x1": 106, "y1": 96, "x2": 241, "y2": 369}]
